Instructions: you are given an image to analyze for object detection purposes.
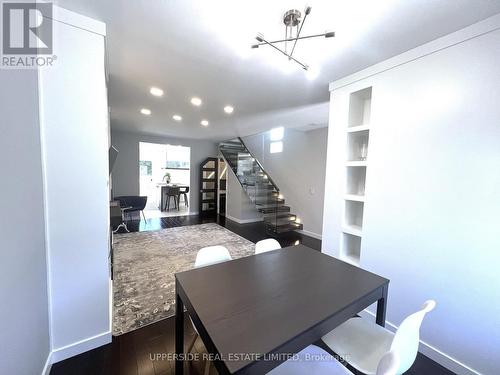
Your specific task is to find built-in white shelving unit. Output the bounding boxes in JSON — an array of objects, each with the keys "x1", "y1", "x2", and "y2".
[{"x1": 341, "y1": 87, "x2": 372, "y2": 265}]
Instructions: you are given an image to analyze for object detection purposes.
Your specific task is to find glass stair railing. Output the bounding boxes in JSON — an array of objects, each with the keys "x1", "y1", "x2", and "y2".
[{"x1": 219, "y1": 138, "x2": 303, "y2": 234}]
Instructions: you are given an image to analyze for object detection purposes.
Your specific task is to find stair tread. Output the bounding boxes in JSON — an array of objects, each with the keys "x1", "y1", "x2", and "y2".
[
  {"x1": 257, "y1": 203, "x2": 288, "y2": 209},
  {"x1": 255, "y1": 199, "x2": 285, "y2": 206},
  {"x1": 266, "y1": 222, "x2": 303, "y2": 233},
  {"x1": 258, "y1": 206, "x2": 291, "y2": 214},
  {"x1": 264, "y1": 217, "x2": 298, "y2": 226},
  {"x1": 220, "y1": 142, "x2": 244, "y2": 147},
  {"x1": 264, "y1": 213, "x2": 296, "y2": 220}
]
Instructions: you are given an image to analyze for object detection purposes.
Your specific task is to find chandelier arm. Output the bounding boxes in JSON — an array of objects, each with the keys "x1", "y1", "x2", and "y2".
[
  {"x1": 289, "y1": 10, "x2": 309, "y2": 58},
  {"x1": 258, "y1": 35, "x2": 309, "y2": 70},
  {"x1": 252, "y1": 32, "x2": 334, "y2": 48},
  {"x1": 285, "y1": 25, "x2": 288, "y2": 54}
]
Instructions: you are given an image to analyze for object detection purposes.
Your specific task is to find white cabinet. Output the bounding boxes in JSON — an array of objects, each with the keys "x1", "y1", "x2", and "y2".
[{"x1": 38, "y1": 7, "x2": 110, "y2": 361}]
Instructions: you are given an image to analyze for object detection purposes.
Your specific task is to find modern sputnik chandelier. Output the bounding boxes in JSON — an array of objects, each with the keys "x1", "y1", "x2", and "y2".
[{"x1": 252, "y1": 6, "x2": 335, "y2": 71}]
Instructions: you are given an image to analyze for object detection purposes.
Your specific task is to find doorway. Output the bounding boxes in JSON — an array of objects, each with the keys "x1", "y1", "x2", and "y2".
[{"x1": 139, "y1": 142, "x2": 191, "y2": 218}]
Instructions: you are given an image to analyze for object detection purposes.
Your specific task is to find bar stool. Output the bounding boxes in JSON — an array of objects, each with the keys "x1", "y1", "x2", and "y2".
[
  {"x1": 163, "y1": 186, "x2": 180, "y2": 211},
  {"x1": 179, "y1": 186, "x2": 189, "y2": 207}
]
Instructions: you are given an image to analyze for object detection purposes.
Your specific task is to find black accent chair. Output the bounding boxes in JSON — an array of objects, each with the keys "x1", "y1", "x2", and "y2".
[{"x1": 114, "y1": 196, "x2": 148, "y2": 221}]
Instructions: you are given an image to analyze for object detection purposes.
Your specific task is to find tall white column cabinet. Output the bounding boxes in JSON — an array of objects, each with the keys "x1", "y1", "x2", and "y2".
[{"x1": 38, "y1": 7, "x2": 111, "y2": 362}]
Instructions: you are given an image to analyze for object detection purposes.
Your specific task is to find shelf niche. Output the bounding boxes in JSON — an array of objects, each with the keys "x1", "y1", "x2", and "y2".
[
  {"x1": 348, "y1": 87, "x2": 372, "y2": 127},
  {"x1": 345, "y1": 200, "x2": 364, "y2": 230},
  {"x1": 342, "y1": 233, "x2": 361, "y2": 264},
  {"x1": 346, "y1": 166, "x2": 366, "y2": 196},
  {"x1": 347, "y1": 130, "x2": 370, "y2": 161}
]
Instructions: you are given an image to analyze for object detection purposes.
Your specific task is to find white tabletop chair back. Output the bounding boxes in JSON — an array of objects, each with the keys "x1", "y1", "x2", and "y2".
[
  {"x1": 376, "y1": 350, "x2": 400, "y2": 375},
  {"x1": 268, "y1": 345, "x2": 400, "y2": 375},
  {"x1": 195, "y1": 245, "x2": 232, "y2": 268},
  {"x1": 390, "y1": 300, "x2": 436, "y2": 374},
  {"x1": 190, "y1": 246, "x2": 233, "y2": 338},
  {"x1": 255, "y1": 238, "x2": 281, "y2": 254}
]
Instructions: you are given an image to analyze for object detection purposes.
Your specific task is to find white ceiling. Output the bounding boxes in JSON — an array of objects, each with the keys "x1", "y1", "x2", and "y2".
[{"x1": 54, "y1": 0, "x2": 500, "y2": 141}]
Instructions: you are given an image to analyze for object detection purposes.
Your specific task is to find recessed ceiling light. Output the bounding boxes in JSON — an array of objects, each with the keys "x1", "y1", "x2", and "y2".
[
  {"x1": 224, "y1": 105, "x2": 234, "y2": 114},
  {"x1": 201, "y1": 120, "x2": 209, "y2": 127},
  {"x1": 173, "y1": 115, "x2": 182, "y2": 121},
  {"x1": 140, "y1": 108, "x2": 151, "y2": 115},
  {"x1": 191, "y1": 97, "x2": 202, "y2": 106},
  {"x1": 149, "y1": 87, "x2": 164, "y2": 97}
]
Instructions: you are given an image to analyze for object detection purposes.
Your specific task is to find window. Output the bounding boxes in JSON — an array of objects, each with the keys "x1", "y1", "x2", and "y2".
[
  {"x1": 270, "y1": 126, "x2": 284, "y2": 141},
  {"x1": 269, "y1": 127, "x2": 284, "y2": 153},
  {"x1": 139, "y1": 160, "x2": 152, "y2": 176},
  {"x1": 270, "y1": 141, "x2": 283, "y2": 154},
  {"x1": 166, "y1": 145, "x2": 190, "y2": 169}
]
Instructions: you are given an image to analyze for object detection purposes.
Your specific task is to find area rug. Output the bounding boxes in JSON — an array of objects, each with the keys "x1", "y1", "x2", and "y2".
[{"x1": 112, "y1": 223, "x2": 255, "y2": 335}]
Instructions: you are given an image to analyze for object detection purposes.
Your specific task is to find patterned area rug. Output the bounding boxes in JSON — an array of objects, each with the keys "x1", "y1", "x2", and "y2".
[{"x1": 112, "y1": 223, "x2": 255, "y2": 335}]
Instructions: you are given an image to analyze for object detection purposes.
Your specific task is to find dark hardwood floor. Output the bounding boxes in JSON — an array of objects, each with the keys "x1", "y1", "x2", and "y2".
[
  {"x1": 121, "y1": 214, "x2": 322, "y2": 250},
  {"x1": 50, "y1": 214, "x2": 454, "y2": 375}
]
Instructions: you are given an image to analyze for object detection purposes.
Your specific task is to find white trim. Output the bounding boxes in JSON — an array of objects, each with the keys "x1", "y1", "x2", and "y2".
[
  {"x1": 295, "y1": 229, "x2": 322, "y2": 240},
  {"x1": 50, "y1": 4, "x2": 106, "y2": 36},
  {"x1": 37, "y1": 62, "x2": 54, "y2": 354},
  {"x1": 358, "y1": 310, "x2": 482, "y2": 375},
  {"x1": 225, "y1": 214, "x2": 263, "y2": 224},
  {"x1": 329, "y1": 13, "x2": 500, "y2": 92},
  {"x1": 189, "y1": 211, "x2": 199, "y2": 215},
  {"x1": 51, "y1": 331, "x2": 111, "y2": 364},
  {"x1": 41, "y1": 351, "x2": 52, "y2": 375}
]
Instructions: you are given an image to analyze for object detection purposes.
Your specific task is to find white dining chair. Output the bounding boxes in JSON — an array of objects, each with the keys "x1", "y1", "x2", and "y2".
[
  {"x1": 321, "y1": 300, "x2": 436, "y2": 375},
  {"x1": 188, "y1": 245, "x2": 232, "y2": 375},
  {"x1": 267, "y1": 345, "x2": 400, "y2": 375},
  {"x1": 255, "y1": 238, "x2": 281, "y2": 254},
  {"x1": 194, "y1": 245, "x2": 232, "y2": 268}
]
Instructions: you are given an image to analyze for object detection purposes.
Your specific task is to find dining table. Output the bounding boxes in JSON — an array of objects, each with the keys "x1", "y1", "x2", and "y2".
[
  {"x1": 174, "y1": 244, "x2": 389, "y2": 375},
  {"x1": 157, "y1": 184, "x2": 189, "y2": 211}
]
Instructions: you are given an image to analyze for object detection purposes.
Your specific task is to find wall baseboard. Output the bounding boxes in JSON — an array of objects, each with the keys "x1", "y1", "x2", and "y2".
[
  {"x1": 51, "y1": 330, "x2": 111, "y2": 364},
  {"x1": 225, "y1": 214, "x2": 263, "y2": 224},
  {"x1": 295, "y1": 229, "x2": 323, "y2": 240},
  {"x1": 41, "y1": 351, "x2": 52, "y2": 375},
  {"x1": 358, "y1": 310, "x2": 482, "y2": 375}
]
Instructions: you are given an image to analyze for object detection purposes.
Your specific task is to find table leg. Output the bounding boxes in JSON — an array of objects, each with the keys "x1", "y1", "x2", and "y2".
[
  {"x1": 159, "y1": 186, "x2": 164, "y2": 211},
  {"x1": 175, "y1": 282, "x2": 184, "y2": 375},
  {"x1": 376, "y1": 284, "x2": 388, "y2": 327}
]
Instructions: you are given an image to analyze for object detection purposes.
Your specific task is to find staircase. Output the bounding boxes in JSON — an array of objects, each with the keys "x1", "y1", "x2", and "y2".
[{"x1": 219, "y1": 138, "x2": 303, "y2": 234}]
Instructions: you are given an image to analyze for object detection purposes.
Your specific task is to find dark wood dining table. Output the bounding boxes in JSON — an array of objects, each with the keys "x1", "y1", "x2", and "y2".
[{"x1": 175, "y1": 244, "x2": 389, "y2": 375}]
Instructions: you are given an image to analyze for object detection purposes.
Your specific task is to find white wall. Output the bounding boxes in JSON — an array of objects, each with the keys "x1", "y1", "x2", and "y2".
[
  {"x1": 322, "y1": 15, "x2": 500, "y2": 375},
  {"x1": 0, "y1": 70, "x2": 51, "y2": 375},
  {"x1": 111, "y1": 129, "x2": 218, "y2": 212},
  {"x1": 225, "y1": 168, "x2": 263, "y2": 223},
  {"x1": 243, "y1": 127, "x2": 328, "y2": 238},
  {"x1": 38, "y1": 9, "x2": 110, "y2": 362}
]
